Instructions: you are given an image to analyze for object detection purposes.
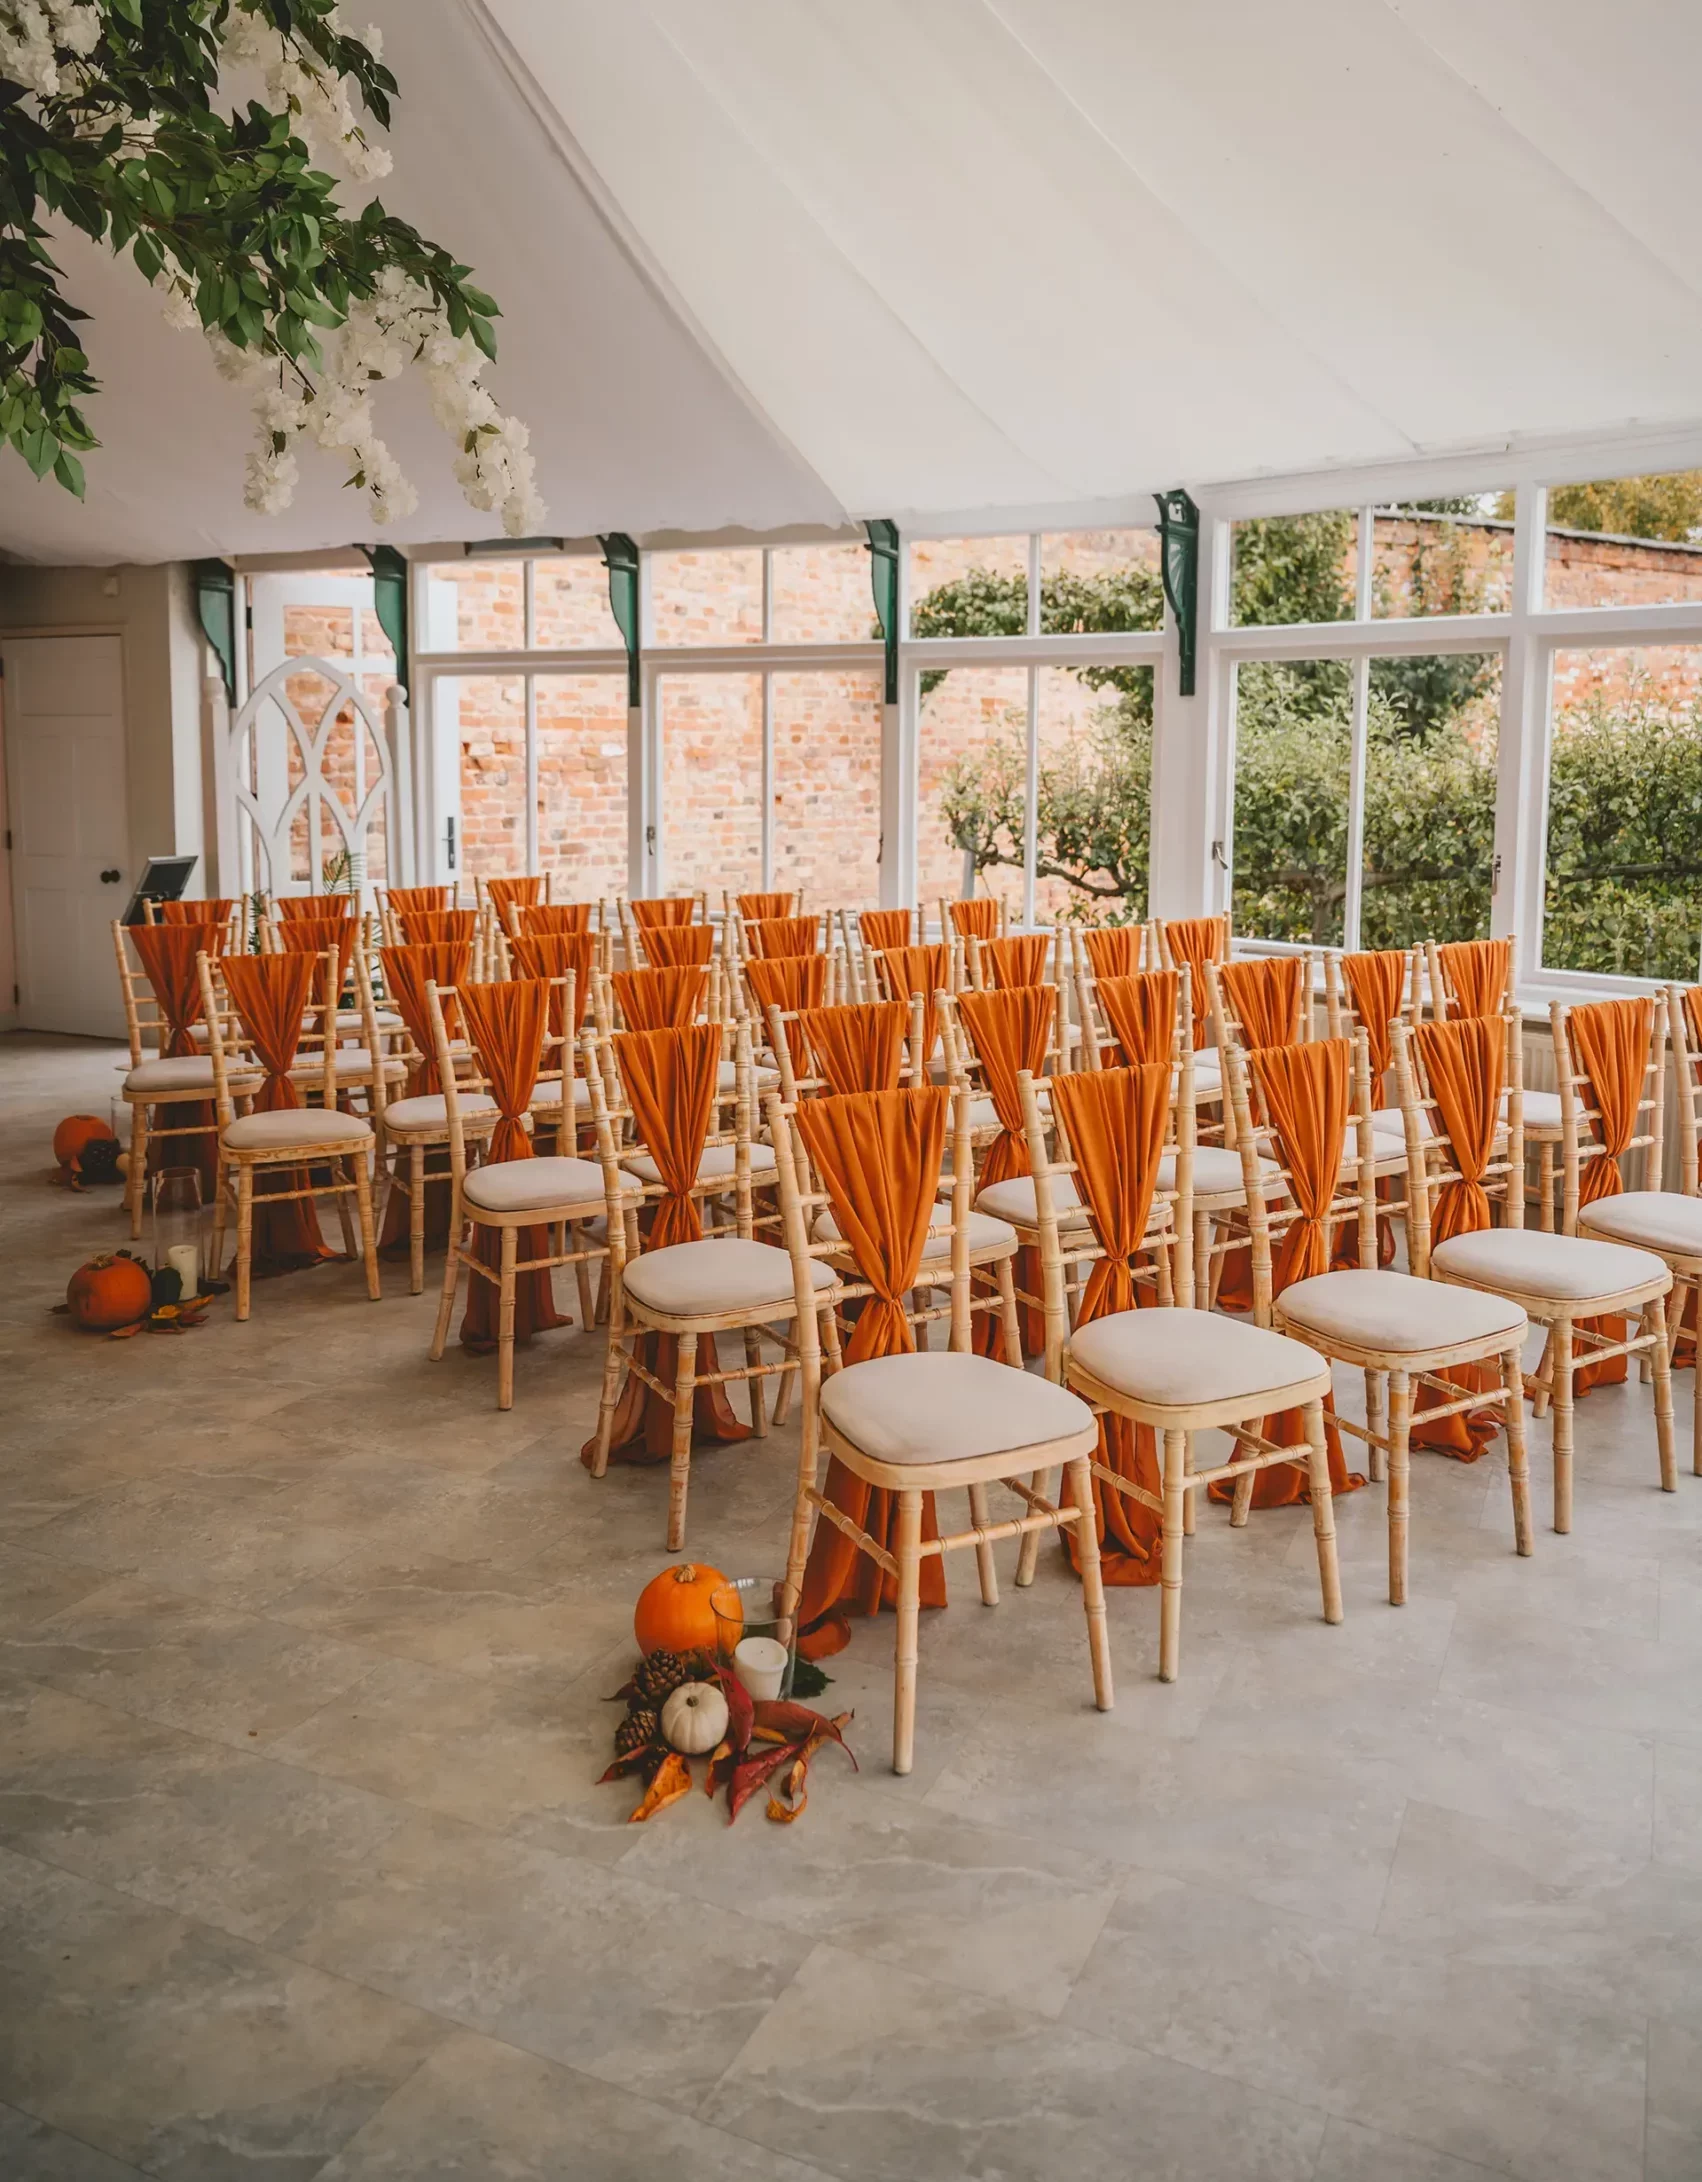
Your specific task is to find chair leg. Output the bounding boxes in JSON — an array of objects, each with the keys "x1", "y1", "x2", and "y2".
[
  {"x1": 1304, "y1": 1397, "x2": 1343, "y2": 1625},
  {"x1": 1364, "y1": 1368, "x2": 1388, "y2": 1481},
  {"x1": 1537, "y1": 1140, "x2": 1555, "y2": 1233},
  {"x1": 1182, "y1": 1434, "x2": 1196, "y2": 1536},
  {"x1": 1532, "y1": 1326, "x2": 1555, "y2": 1420},
  {"x1": 1068, "y1": 1452, "x2": 1113, "y2": 1711},
  {"x1": 126, "y1": 1102, "x2": 149, "y2": 1239},
  {"x1": 1193, "y1": 1212, "x2": 1211, "y2": 1312},
  {"x1": 589, "y1": 1295, "x2": 628, "y2": 1482},
  {"x1": 572, "y1": 1225, "x2": 595, "y2": 1328},
  {"x1": 1387, "y1": 1367, "x2": 1412, "y2": 1606},
  {"x1": 496, "y1": 1225, "x2": 518, "y2": 1411},
  {"x1": 234, "y1": 1165, "x2": 254, "y2": 1322},
  {"x1": 408, "y1": 1143, "x2": 426, "y2": 1296},
  {"x1": 966, "y1": 1482, "x2": 999, "y2": 1606},
  {"x1": 430, "y1": 1203, "x2": 463, "y2": 1361},
  {"x1": 667, "y1": 1331, "x2": 698, "y2": 1552},
  {"x1": 1015, "y1": 1469, "x2": 1050, "y2": 1586},
  {"x1": 210, "y1": 1153, "x2": 229, "y2": 1280},
  {"x1": 743, "y1": 1326, "x2": 768, "y2": 1435},
  {"x1": 782, "y1": 1379, "x2": 821, "y2": 1638},
  {"x1": 1551, "y1": 1317, "x2": 1574, "y2": 1534},
  {"x1": 1158, "y1": 1428, "x2": 1188, "y2": 1682},
  {"x1": 1229, "y1": 1436, "x2": 1256, "y2": 1528},
  {"x1": 332, "y1": 1166, "x2": 358, "y2": 1258},
  {"x1": 994, "y1": 1257, "x2": 1023, "y2": 1362},
  {"x1": 1503, "y1": 1343, "x2": 1533, "y2": 1557},
  {"x1": 1648, "y1": 1293, "x2": 1678, "y2": 1493},
  {"x1": 352, "y1": 1155, "x2": 381, "y2": 1301},
  {"x1": 892, "y1": 1488, "x2": 924, "y2": 1775}
]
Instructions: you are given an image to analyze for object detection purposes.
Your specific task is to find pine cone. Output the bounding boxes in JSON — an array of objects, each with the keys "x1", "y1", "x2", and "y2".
[
  {"x1": 615, "y1": 1707, "x2": 659, "y2": 1757},
  {"x1": 633, "y1": 1650, "x2": 696, "y2": 1704}
]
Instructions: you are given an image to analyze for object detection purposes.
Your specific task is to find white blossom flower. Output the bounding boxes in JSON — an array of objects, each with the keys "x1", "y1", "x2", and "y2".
[{"x1": 151, "y1": 266, "x2": 200, "y2": 334}]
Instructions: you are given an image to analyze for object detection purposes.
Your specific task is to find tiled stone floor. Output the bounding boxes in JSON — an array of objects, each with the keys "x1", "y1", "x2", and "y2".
[{"x1": 2, "y1": 1029, "x2": 1700, "y2": 2181}]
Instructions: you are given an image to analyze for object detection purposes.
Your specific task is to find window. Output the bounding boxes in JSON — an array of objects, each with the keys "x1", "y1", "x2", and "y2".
[
  {"x1": 536, "y1": 676, "x2": 628, "y2": 901},
  {"x1": 659, "y1": 672, "x2": 763, "y2": 894},
  {"x1": 435, "y1": 560, "x2": 526, "y2": 651},
  {"x1": 1232, "y1": 659, "x2": 1352, "y2": 944},
  {"x1": 768, "y1": 544, "x2": 875, "y2": 644},
  {"x1": 907, "y1": 536, "x2": 1029, "y2": 641},
  {"x1": 533, "y1": 557, "x2": 623, "y2": 649},
  {"x1": 1229, "y1": 510, "x2": 1359, "y2": 627},
  {"x1": 1543, "y1": 645, "x2": 1702, "y2": 979},
  {"x1": 1032, "y1": 664, "x2": 1152, "y2": 923},
  {"x1": 771, "y1": 670, "x2": 883, "y2": 905},
  {"x1": 1543, "y1": 471, "x2": 1702, "y2": 610},
  {"x1": 1039, "y1": 530, "x2": 1163, "y2": 634},
  {"x1": 453, "y1": 674, "x2": 528, "y2": 878},
  {"x1": 648, "y1": 549, "x2": 763, "y2": 646},
  {"x1": 1361, "y1": 654, "x2": 1499, "y2": 949},
  {"x1": 1372, "y1": 499, "x2": 1512, "y2": 619},
  {"x1": 916, "y1": 665, "x2": 1028, "y2": 917}
]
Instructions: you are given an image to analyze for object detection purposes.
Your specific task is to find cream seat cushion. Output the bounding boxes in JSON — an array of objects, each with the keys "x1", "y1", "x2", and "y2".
[
  {"x1": 336, "y1": 1008, "x2": 404, "y2": 1035},
  {"x1": 1577, "y1": 1189, "x2": 1702, "y2": 1261},
  {"x1": 975, "y1": 1173, "x2": 1091, "y2": 1229},
  {"x1": 814, "y1": 1205, "x2": 1017, "y2": 1260},
  {"x1": 1069, "y1": 1305, "x2": 1327, "y2": 1409},
  {"x1": 381, "y1": 1092, "x2": 500, "y2": 1133},
  {"x1": 290, "y1": 1048, "x2": 407, "y2": 1079},
  {"x1": 621, "y1": 1143, "x2": 778, "y2": 1186},
  {"x1": 223, "y1": 1107, "x2": 373, "y2": 1151},
  {"x1": 529, "y1": 1079, "x2": 594, "y2": 1111},
  {"x1": 1277, "y1": 1269, "x2": 1524, "y2": 1353},
  {"x1": 1517, "y1": 1090, "x2": 1563, "y2": 1134},
  {"x1": 622, "y1": 1236, "x2": 834, "y2": 1318},
  {"x1": 462, "y1": 1155, "x2": 604, "y2": 1215},
  {"x1": 126, "y1": 1055, "x2": 257, "y2": 1095},
  {"x1": 717, "y1": 1060, "x2": 782, "y2": 1094},
  {"x1": 1165, "y1": 1146, "x2": 1281, "y2": 1200},
  {"x1": 1432, "y1": 1227, "x2": 1667, "y2": 1303},
  {"x1": 1371, "y1": 1105, "x2": 1435, "y2": 1139},
  {"x1": 1191, "y1": 1051, "x2": 1221, "y2": 1085},
  {"x1": 820, "y1": 1351, "x2": 1094, "y2": 1467}
]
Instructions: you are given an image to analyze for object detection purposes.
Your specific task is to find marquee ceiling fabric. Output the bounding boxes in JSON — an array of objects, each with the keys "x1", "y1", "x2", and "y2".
[{"x1": 4, "y1": 0, "x2": 1701, "y2": 565}]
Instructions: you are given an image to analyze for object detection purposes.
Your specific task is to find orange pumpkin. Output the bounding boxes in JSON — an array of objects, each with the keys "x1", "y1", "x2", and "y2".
[
  {"x1": 633, "y1": 1562, "x2": 735, "y2": 1657},
  {"x1": 54, "y1": 1115, "x2": 116, "y2": 1172},
  {"x1": 66, "y1": 1252, "x2": 154, "y2": 1333}
]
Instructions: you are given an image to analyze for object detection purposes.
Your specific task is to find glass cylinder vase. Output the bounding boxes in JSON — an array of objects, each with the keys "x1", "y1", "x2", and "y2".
[{"x1": 150, "y1": 1166, "x2": 205, "y2": 1299}]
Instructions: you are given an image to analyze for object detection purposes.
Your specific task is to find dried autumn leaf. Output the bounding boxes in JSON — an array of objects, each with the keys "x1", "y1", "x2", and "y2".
[
  {"x1": 728, "y1": 1740, "x2": 800, "y2": 1824},
  {"x1": 705, "y1": 1737, "x2": 731, "y2": 1794},
  {"x1": 107, "y1": 1322, "x2": 143, "y2": 1339},
  {"x1": 721, "y1": 1665, "x2": 754, "y2": 1755},
  {"x1": 628, "y1": 1750, "x2": 692, "y2": 1823},
  {"x1": 767, "y1": 1751, "x2": 810, "y2": 1824},
  {"x1": 753, "y1": 1700, "x2": 855, "y2": 1763}
]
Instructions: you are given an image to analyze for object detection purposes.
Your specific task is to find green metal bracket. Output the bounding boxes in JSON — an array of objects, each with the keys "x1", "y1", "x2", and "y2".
[
  {"x1": 362, "y1": 544, "x2": 410, "y2": 700},
  {"x1": 1154, "y1": 489, "x2": 1200, "y2": 698},
  {"x1": 192, "y1": 558, "x2": 237, "y2": 704},
  {"x1": 600, "y1": 533, "x2": 641, "y2": 708},
  {"x1": 864, "y1": 519, "x2": 900, "y2": 704}
]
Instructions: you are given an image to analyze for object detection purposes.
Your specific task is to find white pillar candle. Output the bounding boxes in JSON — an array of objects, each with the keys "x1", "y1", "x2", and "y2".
[
  {"x1": 733, "y1": 1635, "x2": 789, "y2": 1702},
  {"x1": 165, "y1": 1243, "x2": 200, "y2": 1297}
]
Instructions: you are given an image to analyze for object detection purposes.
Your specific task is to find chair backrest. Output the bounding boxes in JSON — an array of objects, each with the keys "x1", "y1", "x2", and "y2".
[
  {"x1": 1229, "y1": 1032, "x2": 1376, "y2": 1326},
  {"x1": 1324, "y1": 949, "x2": 1422, "y2": 1093},
  {"x1": 1393, "y1": 1011, "x2": 1525, "y2": 1274},
  {"x1": 1074, "y1": 963, "x2": 1186, "y2": 1077},
  {"x1": 1071, "y1": 923, "x2": 1149, "y2": 987},
  {"x1": 940, "y1": 895, "x2": 1005, "y2": 947},
  {"x1": 116, "y1": 918, "x2": 227, "y2": 1064},
  {"x1": 938, "y1": 984, "x2": 1069, "y2": 1154},
  {"x1": 1666, "y1": 985, "x2": 1702, "y2": 1197},
  {"x1": 582, "y1": 1019, "x2": 762, "y2": 1258},
  {"x1": 1207, "y1": 954, "x2": 1311, "y2": 1145},
  {"x1": 772, "y1": 996, "x2": 923, "y2": 1102},
  {"x1": 639, "y1": 920, "x2": 718, "y2": 972},
  {"x1": 1551, "y1": 996, "x2": 1665, "y2": 1227},
  {"x1": 425, "y1": 974, "x2": 574, "y2": 1184},
  {"x1": 1426, "y1": 934, "x2": 1514, "y2": 1022},
  {"x1": 199, "y1": 946, "x2": 337, "y2": 1122}
]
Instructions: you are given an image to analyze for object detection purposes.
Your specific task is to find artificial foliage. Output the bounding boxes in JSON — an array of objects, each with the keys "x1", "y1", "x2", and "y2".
[{"x1": 0, "y1": 0, "x2": 541, "y2": 529}]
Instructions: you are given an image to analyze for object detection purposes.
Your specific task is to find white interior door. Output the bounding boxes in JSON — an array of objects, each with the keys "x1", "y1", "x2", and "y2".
[{"x1": 3, "y1": 634, "x2": 129, "y2": 1037}]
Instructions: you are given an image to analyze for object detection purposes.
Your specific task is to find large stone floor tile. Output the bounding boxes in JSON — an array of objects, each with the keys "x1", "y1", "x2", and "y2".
[
  {"x1": 1312, "y1": 2115, "x2": 1515, "y2": 2180},
  {"x1": 0, "y1": 2100, "x2": 148, "y2": 2181},
  {"x1": 1437, "y1": 1599, "x2": 1702, "y2": 1745},
  {"x1": 1647, "y1": 2016, "x2": 1702, "y2": 2182},
  {"x1": 0, "y1": 1544, "x2": 115, "y2": 1637}
]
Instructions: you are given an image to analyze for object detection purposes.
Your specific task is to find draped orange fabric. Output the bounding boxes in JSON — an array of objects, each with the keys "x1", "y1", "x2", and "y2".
[
  {"x1": 219, "y1": 952, "x2": 336, "y2": 1274},
  {"x1": 958, "y1": 985, "x2": 1053, "y2": 1360},
  {"x1": 613, "y1": 964, "x2": 707, "y2": 1031},
  {"x1": 1163, "y1": 918, "x2": 1226, "y2": 1044},
  {"x1": 948, "y1": 898, "x2": 1000, "y2": 941},
  {"x1": 519, "y1": 902, "x2": 591, "y2": 936},
  {"x1": 1440, "y1": 938, "x2": 1511, "y2": 1020},
  {"x1": 738, "y1": 891, "x2": 795, "y2": 920},
  {"x1": 400, "y1": 908, "x2": 477, "y2": 945},
  {"x1": 800, "y1": 1001, "x2": 907, "y2": 1095},
  {"x1": 160, "y1": 897, "x2": 233, "y2": 925},
  {"x1": 275, "y1": 894, "x2": 356, "y2": 921},
  {"x1": 1409, "y1": 1015, "x2": 1506, "y2": 1456},
  {"x1": 375, "y1": 940, "x2": 472, "y2": 1256},
  {"x1": 794, "y1": 1087, "x2": 951, "y2": 1653},
  {"x1": 1208, "y1": 1041, "x2": 1364, "y2": 1509},
  {"x1": 1684, "y1": 984, "x2": 1702, "y2": 1057},
  {"x1": 1047, "y1": 1066, "x2": 1171, "y2": 1583},
  {"x1": 485, "y1": 876, "x2": 544, "y2": 934},
  {"x1": 983, "y1": 934, "x2": 1050, "y2": 990},
  {"x1": 455, "y1": 979, "x2": 568, "y2": 1353},
  {"x1": 746, "y1": 953, "x2": 828, "y2": 1073},
  {"x1": 1097, "y1": 971, "x2": 1177, "y2": 1067},
  {"x1": 1342, "y1": 950, "x2": 1407, "y2": 1097},
  {"x1": 385, "y1": 886, "x2": 451, "y2": 916},
  {"x1": 876, "y1": 944, "x2": 949, "y2": 1068},
  {"x1": 1085, "y1": 925, "x2": 1142, "y2": 980},
  {"x1": 859, "y1": 908, "x2": 911, "y2": 953},
  {"x1": 275, "y1": 914, "x2": 356, "y2": 994},
  {"x1": 749, "y1": 915, "x2": 820, "y2": 959},
  {"x1": 1568, "y1": 997, "x2": 1653, "y2": 1396},
  {"x1": 581, "y1": 1023, "x2": 751, "y2": 1466},
  {"x1": 507, "y1": 932, "x2": 594, "y2": 1039},
  {"x1": 1674, "y1": 990, "x2": 1702, "y2": 1364},
  {"x1": 1221, "y1": 956, "x2": 1303, "y2": 1050},
  {"x1": 630, "y1": 896, "x2": 696, "y2": 930},
  {"x1": 132, "y1": 922, "x2": 225, "y2": 1198},
  {"x1": 641, "y1": 923, "x2": 716, "y2": 970}
]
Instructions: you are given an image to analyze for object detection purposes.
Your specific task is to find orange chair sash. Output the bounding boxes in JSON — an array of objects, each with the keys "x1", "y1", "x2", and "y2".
[
  {"x1": 630, "y1": 896, "x2": 696, "y2": 930},
  {"x1": 983, "y1": 933, "x2": 1049, "y2": 990},
  {"x1": 1409, "y1": 1015, "x2": 1507, "y2": 1457},
  {"x1": 385, "y1": 886, "x2": 451, "y2": 915},
  {"x1": 1439, "y1": 938, "x2": 1510, "y2": 1019},
  {"x1": 747, "y1": 954, "x2": 827, "y2": 1071},
  {"x1": 1570, "y1": 997, "x2": 1652, "y2": 1209},
  {"x1": 948, "y1": 898, "x2": 1000, "y2": 941},
  {"x1": 219, "y1": 951, "x2": 334, "y2": 1274},
  {"x1": 1342, "y1": 949, "x2": 1407, "y2": 1097},
  {"x1": 275, "y1": 894, "x2": 356, "y2": 922},
  {"x1": 1164, "y1": 918, "x2": 1225, "y2": 1044},
  {"x1": 1221, "y1": 955, "x2": 1303, "y2": 1050},
  {"x1": 859, "y1": 908, "x2": 911, "y2": 953},
  {"x1": 160, "y1": 897, "x2": 234, "y2": 926},
  {"x1": 507, "y1": 932, "x2": 594, "y2": 1040},
  {"x1": 799, "y1": 1001, "x2": 907, "y2": 1095},
  {"x1": 132, "y1": 921, "x2": 224, "y2": 1198},
  {"x1": 612, "y1": 964, "x2": 707, "y2": 1030},
  {"x1": 455, "y1": 979, "x2": 567, "y2": 1352},
  {"x1": 519, "y1": 902, "x2": 591, "y2": 935},
  {"x1": 958, "y1": 985, "x2": 1053, "y2": 1359},
  {"x1": 379, "y1": 942, "x2": 471, "y2": 1096},
  {"x1": 748, "y1": 915, "x2": 819, "y2": 959},
  {"x1": 1097, "y1": 971, "x2": 1176, "y2": 1066},
  {"x1": 400, "y1": 908, "x2": 477, "y2": 945},
  {"x1": 738, "y1": 891, "x2": 794, "y2": 920},
  {"x1": 1084, "y1": 925, "x2": 1142, "y2": 980},
  {"x1": 876, "y1": 943, "x2": 949, "y2": 1067},
  {"x1": 642, "y1": 923, "x2": 716, "y2": 970}
]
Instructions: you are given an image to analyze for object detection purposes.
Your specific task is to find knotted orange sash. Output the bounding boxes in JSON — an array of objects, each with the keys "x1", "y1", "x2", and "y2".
[
  {"x1": 220, "y1": 952, "x2": 336, "y2": 1274},
  {"x1": 275, "y1": 913, "x2": 356, "y2": 997},
  {"x1": 1048, "y1": 1065, "x2": 1171, "y2": 1583},
  {"x1": 1440, "y1": 938, "x2": 1510, "y2": 1019},
  {"x1": 485, "y1": 876, "x2": 544, "y2": 935},
  {"x1": 132, "y1": 921, "x2": 225, "y2": 1198},
  {"x1": 983, "y1": 934, "x2": 1050, "y2": 990},
  {"x1": 1084, "y1": 926, "x2": 1142, "y2": 980},
  {"x1": 738, "y1": 891, "x2": 794, "y2": 920},
  {"x1": 1410, "y1": 1015, "x2": 1506, "y2": 1456},
  {"x1": 1164, "y1": 918, "x2": 1226, "y2": 1046},
  {"x1": 747, "y1": 953, "x2": 828, "y2": 1073},
  {"x1": 1569, "y1": 997, "x2": 1652, "y2": 1395},
  {"x1": 630, "y1": 896, "x2": 696, "y2": 930},
  {"x1": 456, "y1": 979, "x2": 568, "y2": 1353},
  {"x1": 859, "y1": 908, "x2": 912, "y2": 953},
  {"x1": 400, "y1": 908, "x2": 477, "y2": 945},
  {"x1": 519, "y1": 902, "x2": 592, "y2": 936},
  {"x1": 641, "y1": 922, "x2": 716, "y2": 970},
  {"x1": 385, "y1": 886, "x2": 451, "y2": 916},
  {"x1": 959, "y1": 985, "x2": 1053, "y2": 1360},
  {"x1": 748, "y1": 915, "x2": 819, "y2": 959},
  {"x1": 376, "y1": 940, "x2": 471, "y2": 1257},
  {"x1": 876, "y1": 944, "x2": 950, "y2": 1069},
  {"x1": 508, "y1": 932, "x2": 594, "y2": 1040},
  {"x1": 160, "y1": 898, "x2": 233, "y2": 926},
  {"x1": 948, "y1": 898, "x2": 1000, "y2": 941},
  {"x1": 613, "y1": 964, "x2": 707, "y2": 1031},
  {"x1": 1215, "y1": 955, "x2": 1304, "y2": 1309},
  {"x1": 794, "y1": 1087, "x2": 951, "y2": 1653},
  {"x1": 800, "y1": 1001, "x2": 907, "y2": 1095},
  {"x1": 582, "y1": 1023, "x2": 751, "y2": 1465},
  {"x1": 1097, "y1": 971, "x2": 1177, "y2": 1068},
  {"x1": 1339, "y1": 948, "x2": 1408, "y2": 1268},
  {"x1": 276, "y1": 894, "x2": 356, "y2": 921},
  {"x1": 1208, "y1": 1041, "x2": 1364, "y2": 1508}
]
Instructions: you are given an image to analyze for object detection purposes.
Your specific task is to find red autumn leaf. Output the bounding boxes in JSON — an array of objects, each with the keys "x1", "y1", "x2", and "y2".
[
  {"x1": 629, "y1": 1751, "x2": 692, "y2": 1822},
  {"x1": 720, "y1": 1665, "x2": 754, "y2": 1756},
  {"x1": 728, "y1": 1740, "x2": 801, "y2": 1824}
]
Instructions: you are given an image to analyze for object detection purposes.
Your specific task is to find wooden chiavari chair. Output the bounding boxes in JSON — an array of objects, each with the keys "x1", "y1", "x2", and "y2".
[{"x1": 940, "y1": 895, "x2": 1006, "y2": 950}]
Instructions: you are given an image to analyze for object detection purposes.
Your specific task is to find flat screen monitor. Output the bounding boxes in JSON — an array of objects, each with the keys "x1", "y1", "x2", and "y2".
[{"x1": 121, "y1": 854, "x2": 199, "y2": 926}]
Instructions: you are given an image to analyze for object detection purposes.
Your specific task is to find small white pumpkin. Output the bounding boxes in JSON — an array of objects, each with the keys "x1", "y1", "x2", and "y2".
[{"x1": 661, "y1": 1678, "x2": 729, "y2": 1756}]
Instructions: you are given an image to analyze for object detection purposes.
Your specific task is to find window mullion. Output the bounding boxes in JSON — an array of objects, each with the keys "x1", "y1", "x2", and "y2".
[
  {"x1": 1342, "y1": 654, "x2": 1370, "y2": 952},
  {"x1": 1023, "y1": 664, "x2": 1039, "y2": 928},
  {"x1": 524, "y1": 672, "x2": 539, "y2": 877}
]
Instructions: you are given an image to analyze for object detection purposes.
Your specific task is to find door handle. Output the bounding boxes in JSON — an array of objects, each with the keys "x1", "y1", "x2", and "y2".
[{"x1": 99, "y1": 869, "x2": 122, "y2": 883}]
